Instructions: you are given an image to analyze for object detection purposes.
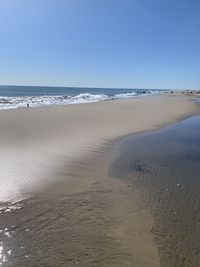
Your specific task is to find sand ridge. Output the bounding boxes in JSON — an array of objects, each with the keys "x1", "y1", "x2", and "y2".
[{"x1": 0, "y1": 95, "x2": 198, "y2": 203}]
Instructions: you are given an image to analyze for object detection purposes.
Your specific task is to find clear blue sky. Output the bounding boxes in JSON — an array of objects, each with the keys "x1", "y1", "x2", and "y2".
[{"x1": 0, "y1": 0, "x2": 199, "y2": 89}]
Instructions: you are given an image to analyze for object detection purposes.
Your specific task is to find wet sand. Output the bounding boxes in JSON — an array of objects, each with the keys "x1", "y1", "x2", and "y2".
[
  {"x1": 0, "y1": 143, "x2": 160, "y2": 267},
  {"x1": 0, "y1": 95, "x2": 199, "y2": 266}
]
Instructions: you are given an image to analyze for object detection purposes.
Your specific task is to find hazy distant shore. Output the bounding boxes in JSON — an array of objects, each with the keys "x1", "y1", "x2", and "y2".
[{"x1": 0, "y1": 95, "x2": 199, "y2": 266}]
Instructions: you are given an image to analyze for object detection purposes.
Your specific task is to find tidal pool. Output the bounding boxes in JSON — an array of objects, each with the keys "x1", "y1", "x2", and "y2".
[{"x1": 109, "y1": 115, "x2": 200, "y2": 267}]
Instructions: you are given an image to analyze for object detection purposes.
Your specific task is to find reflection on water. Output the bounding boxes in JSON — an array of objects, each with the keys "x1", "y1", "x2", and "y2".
[
  {"x1": 0, "y1": 203, "x2": 29, "y2": 266},
  {"x1": 109, "y1": 115, "x2": 200, "y2": 267},
  {"x1": 0, "y1": 205, "x2": 22, "y2": 214},
  {"x1": 0, "y1": 229, "x2": 13, "y2": 265},
  {"x1": 0, "y1": 244, "x2": 7, "y2": 265},
  {"x1": 0, "y1": 183, "x2": 136, "y2": 266}
]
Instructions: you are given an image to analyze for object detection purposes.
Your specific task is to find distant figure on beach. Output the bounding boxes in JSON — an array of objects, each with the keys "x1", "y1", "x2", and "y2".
[{"x1": 27, "y1": 103, "x2": 30, "y2": 108}]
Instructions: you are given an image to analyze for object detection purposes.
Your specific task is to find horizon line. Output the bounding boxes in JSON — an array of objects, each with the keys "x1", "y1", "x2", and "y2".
[{"x1": 0, "y1": 84, "x2": 199, "y2": 91}]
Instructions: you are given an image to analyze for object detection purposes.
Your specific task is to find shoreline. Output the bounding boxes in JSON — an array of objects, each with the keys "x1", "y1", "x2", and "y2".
[
  {"x1": 0, "y1": 89, "x2": 199, "y2": 111},
  {"x1": 0, "y1": 95, "x2": 199, "y2": 266}
]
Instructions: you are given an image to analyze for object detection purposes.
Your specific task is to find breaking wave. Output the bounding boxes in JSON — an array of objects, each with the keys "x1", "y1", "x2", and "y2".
[{"x1": 0, "y1": 90, "x2": 160, "y2": 110}]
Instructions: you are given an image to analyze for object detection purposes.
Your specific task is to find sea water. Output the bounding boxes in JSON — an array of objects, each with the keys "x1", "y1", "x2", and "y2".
[{"x1": 0, "y1": 85, "x2": 162, "y2": 109}]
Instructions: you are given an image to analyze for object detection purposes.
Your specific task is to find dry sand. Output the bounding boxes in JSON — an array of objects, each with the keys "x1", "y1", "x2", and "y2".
[{"x1": 0, "y1": 95, "x2": 199, "y2": 266}]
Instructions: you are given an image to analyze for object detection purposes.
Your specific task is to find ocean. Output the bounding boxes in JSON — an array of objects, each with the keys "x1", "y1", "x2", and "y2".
[{"x1": 0, "y1": 85, "x2": 162, "y2": 109}]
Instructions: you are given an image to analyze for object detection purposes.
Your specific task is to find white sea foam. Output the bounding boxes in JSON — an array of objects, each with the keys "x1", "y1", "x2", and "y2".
[
  {"x1": 112, "y1": 92, "x2": 137, "y2": 99},
  {"x1": 0, "y1": 90, "x2": 161, "y2": 110}
]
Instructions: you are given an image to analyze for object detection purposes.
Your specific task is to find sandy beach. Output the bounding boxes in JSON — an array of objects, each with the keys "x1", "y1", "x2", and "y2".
[{"x1": 0, "y1": 95, "x2": 199, "y2": 266}]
